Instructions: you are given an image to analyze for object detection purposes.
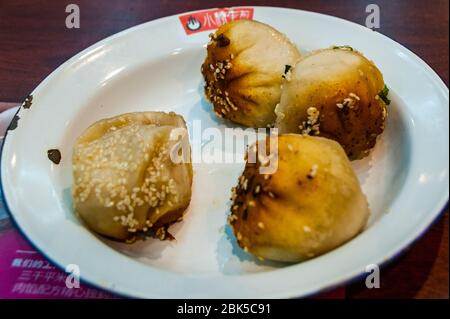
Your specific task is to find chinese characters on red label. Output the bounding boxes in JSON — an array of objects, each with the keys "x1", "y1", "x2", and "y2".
[{"x1": 179, "y1": 7, "x2": 254, "y2": 35}]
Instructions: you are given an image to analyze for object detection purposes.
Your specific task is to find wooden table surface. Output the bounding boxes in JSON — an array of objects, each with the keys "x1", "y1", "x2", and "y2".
[{"x1": 0, "y1": 0, "x2": 448, "y2": 298}]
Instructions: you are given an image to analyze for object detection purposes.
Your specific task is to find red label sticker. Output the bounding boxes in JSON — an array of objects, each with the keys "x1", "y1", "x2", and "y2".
[{"x1": 179, "y1": 7, "x2": 254, "y2": 35}]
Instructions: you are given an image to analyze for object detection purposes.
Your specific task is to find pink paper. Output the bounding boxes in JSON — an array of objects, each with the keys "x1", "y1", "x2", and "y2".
[{"x1": 0, "y1": 228, "x2": 115, "y2": 299}]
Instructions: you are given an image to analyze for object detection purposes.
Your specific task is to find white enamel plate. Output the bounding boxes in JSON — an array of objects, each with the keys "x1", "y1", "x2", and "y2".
[{"x1": 1, "y1": 7, "x2": 448, "y2": 298}]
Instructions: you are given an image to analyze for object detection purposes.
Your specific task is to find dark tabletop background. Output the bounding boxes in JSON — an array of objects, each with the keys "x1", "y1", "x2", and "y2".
[{"x1": 0, "y1": 0, "x2": 448, "y2": 298}]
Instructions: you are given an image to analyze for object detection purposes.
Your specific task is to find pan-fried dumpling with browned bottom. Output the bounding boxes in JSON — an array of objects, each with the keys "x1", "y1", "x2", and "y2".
[
  {"x1": 229, "y1": 134, "x2": 369, "y2": 262},
  {"x1": 275, "y1": 47, "x2": 389, "y2": 159},
  {"x1": 202, "y1": 20, "x2": 301, "y2": 127},
  {"x1": 72, "y1": 112, "x2": 192, "y2": 242}
]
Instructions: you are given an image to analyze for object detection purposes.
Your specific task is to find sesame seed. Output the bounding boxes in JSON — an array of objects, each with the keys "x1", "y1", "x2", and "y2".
[
  {"x1": 337, "y1": 93, "x2": 359, "y2": 110},
  {"x1": 307, "y1": 164, "x2": 319, "y2": 179},
  {"x1": 349, "y1": 92, "x2": 361, "y2": 100},
  {"x1": 230, "y1": 188, "x2": 237, "y2": 201},
  {"x1": 242, "y1": 179, "x2": 248, "y2": 190},
  {"x1": 125, "y1": 237, "x2": 136, "y2": 244},
  {"x1": 155, "y1": 227, "x2": 166, "y2": 240},
  {"x1": 299, "y1": 107, "x2": 320, "y2": 136}
]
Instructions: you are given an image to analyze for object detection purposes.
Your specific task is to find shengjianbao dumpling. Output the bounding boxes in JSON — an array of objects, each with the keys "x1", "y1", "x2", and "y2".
[
  {"x1": 72, "y1": 112, "x2": 192, "y2": 241},
  {"x1": 229, "y1": 134, "x2": 369, "y2": 262},
  {"x1": 275, "y1": 47, "x2": 389, "y2": 159},
  {"x1": 202, "y1": 20, "x2": 301, "y2": 128}
]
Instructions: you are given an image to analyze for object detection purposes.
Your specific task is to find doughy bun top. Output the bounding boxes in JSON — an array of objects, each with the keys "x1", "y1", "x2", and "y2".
[{"x1": 73, "y1": 112, "x2": 193, "y2": 241}]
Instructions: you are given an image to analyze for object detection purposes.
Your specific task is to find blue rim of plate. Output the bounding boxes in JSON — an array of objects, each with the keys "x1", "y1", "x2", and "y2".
[{"x1": 0, "y1": 6, "x2": 448, "y2": 299}]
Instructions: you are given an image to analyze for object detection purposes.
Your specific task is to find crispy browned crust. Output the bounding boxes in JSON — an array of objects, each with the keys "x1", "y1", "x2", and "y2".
[
  {"x1": 201, "y1": 20, "x2": 300, "y2": 128},
  {"x1": 228, "y1": 137, "x2": 277, "y2": 252},
  {"x1": 228, "y1": 134, "x2": 370, "y2": 262},
  {"x1": 317, "y1": 93, "x2": 387, "y2": 160},
  {"x1": 275, "y1": 48, "x2": 388, "y2": 160}
]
